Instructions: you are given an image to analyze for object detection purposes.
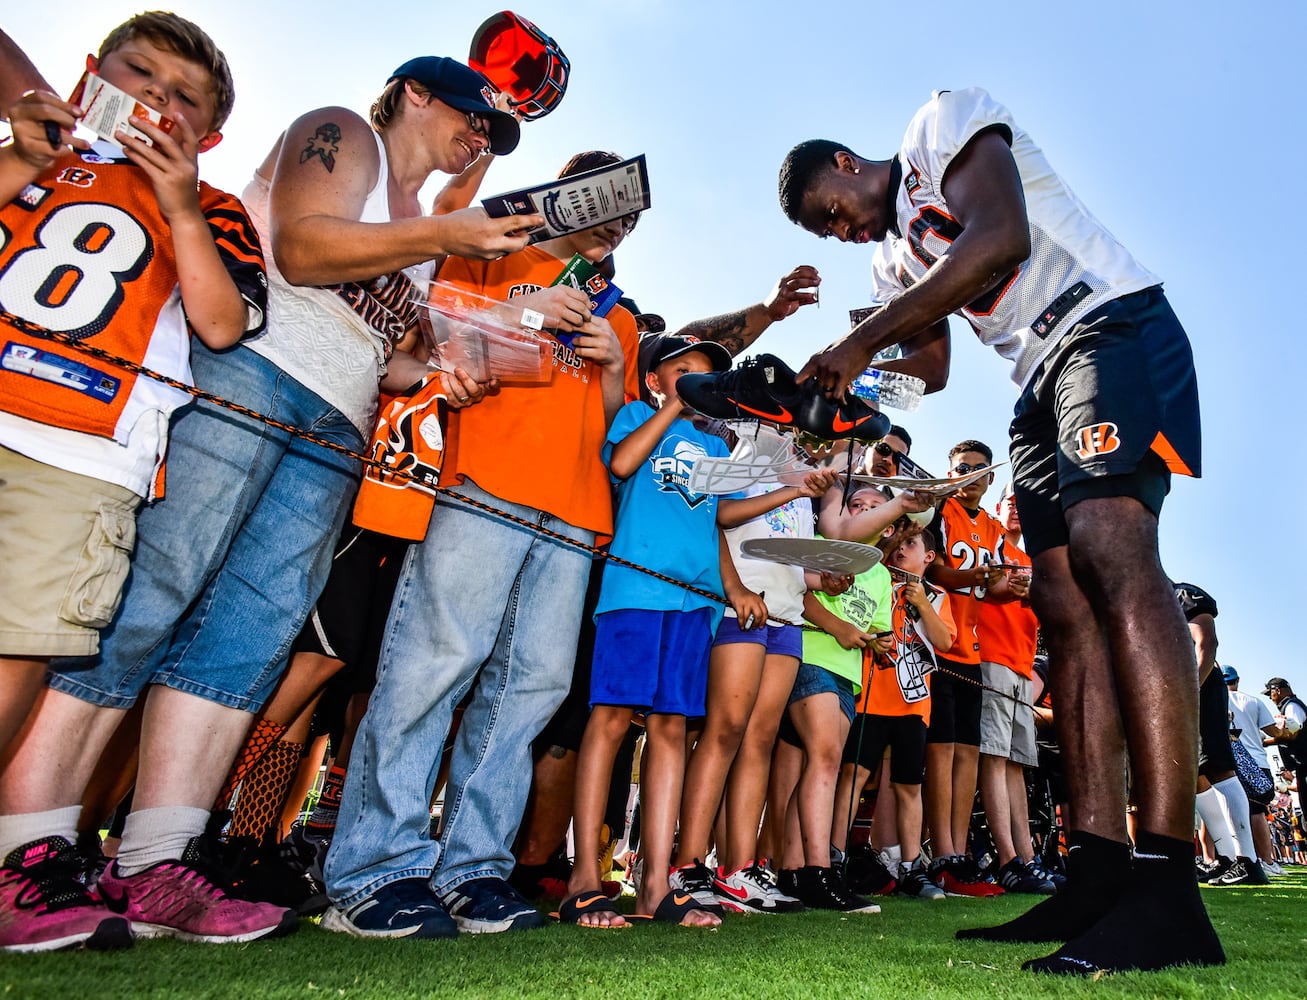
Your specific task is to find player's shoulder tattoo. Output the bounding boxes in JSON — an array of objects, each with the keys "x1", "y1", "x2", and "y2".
[{"x1": 300, "y1": 122, "x2": 342, "y2": 172}]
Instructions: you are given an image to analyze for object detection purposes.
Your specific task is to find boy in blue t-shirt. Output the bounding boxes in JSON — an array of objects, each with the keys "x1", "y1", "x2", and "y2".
[{"x1": 562, "y1": 337, "x2": 825, "y2": 928}]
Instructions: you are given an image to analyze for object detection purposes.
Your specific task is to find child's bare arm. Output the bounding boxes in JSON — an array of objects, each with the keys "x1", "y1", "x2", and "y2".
[
  {"x1": 819, "y1": 490, "x2": 925, "y2": 542},
  {"x1": 902, "y1": 580, "x2": 953, "y2": 652},
  {"x1": 608, "y1": 400, "x2": 683, "y2": 480},
  {"x1": 718, "y1": 468, "x2": 838, "y2": 528},
  {"x1": 720, "y1": 533, "x2": 767, "y2": 628},
  {"x1": 802, "y1": 591, "x2": 872, "y2": 651},
  {"x1": 119, "y1": 114, "x2": 248, "y2": 348}
]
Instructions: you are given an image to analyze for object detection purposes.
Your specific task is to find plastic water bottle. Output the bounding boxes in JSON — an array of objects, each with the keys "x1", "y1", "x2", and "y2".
[{"x1": 849, "y1": 367, "x2": 925, "y2": 411}]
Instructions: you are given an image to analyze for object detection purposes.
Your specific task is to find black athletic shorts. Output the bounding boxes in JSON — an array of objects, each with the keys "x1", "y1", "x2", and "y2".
[
  {"x1": 1197, "y1": 668, "x2": 1236, "y2": 779},
  {"x1": 1010, "y1": 286, "x2": 1201, "y2": 556},
  {"x1": 291, "y1": 526, "x2": 411, "y2": 693},
  {"x1": 925, "y1": 659, "x2": 982, "y2": 747},
  {"x1": 844, "y1": 713, "x2": 928, "y2": 785}
]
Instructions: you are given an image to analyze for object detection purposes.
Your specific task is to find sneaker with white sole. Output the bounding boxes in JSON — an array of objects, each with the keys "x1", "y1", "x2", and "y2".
[
  {"x1": 321, "y1": 877, "x2": 457, "y2": 938},
  {"x1": 930, "y1": 855, "x2": 1004, "y2": 897},
  {"x1": 438, "y1": 877, "x2": 543, "y2": 933},
  {"x1": 1262, "y1": 859, "x2": 1285, "y2": 877},
  {"x1": 1027, "y1": 857, "x2": 1068, "y2": 890},
  {"x1": 97, "y1": 835, "x2": 297, "y2": 944},
  {"x1": 995, "y1": 858, "x2": 1056, "y2": 895},
  {"x1": 669, "y1": 860, "x2": 727, "y2": 914},
  {"x1": 713, "y1": 861, "x2": 804, "y2": 914},
  {"x1": 897, "y1": 860, "x2": 946, "y2": 901},
  {"x1": 0, "y1": 836, "x2": 132, "y2": 953}
]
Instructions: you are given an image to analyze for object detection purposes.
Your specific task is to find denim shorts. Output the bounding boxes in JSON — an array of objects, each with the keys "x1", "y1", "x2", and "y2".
[
  {"x1": 777, "y1": 662, "x2": 856, "y2": 746},
  {"x1": 49, "y1": 342, "x2": 362, "y2": 712},
  {"x1": 714, "y1": 616, "x2": 803, "y2": 658}
]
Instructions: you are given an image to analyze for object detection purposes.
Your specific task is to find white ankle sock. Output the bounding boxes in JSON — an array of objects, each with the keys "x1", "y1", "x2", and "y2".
[
  {"x1": 114, "y1": 806, "x2": 209, "y2": 876},
  {"x1": 0, "y1": 806, "x2": 81, "y2": 861}
]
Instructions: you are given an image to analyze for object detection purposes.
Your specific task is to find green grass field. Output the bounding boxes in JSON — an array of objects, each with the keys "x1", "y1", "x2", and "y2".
[{"x1": 6, "y1": 871, "x2": 1305, "y2": 999}]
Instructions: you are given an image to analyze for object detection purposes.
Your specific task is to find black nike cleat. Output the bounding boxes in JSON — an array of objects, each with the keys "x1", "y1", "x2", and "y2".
[{"x1": 677, "y1": 354, "x2": 891, "y2": 442}]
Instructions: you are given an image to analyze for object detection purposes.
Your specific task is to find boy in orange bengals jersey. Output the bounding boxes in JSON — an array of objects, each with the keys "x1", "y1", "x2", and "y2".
[
  {"x1": 0, "y1": 13, "x2": 269, "y2": 953},
  {"x1": 923, "y1": 440, "x2": 1013, "y2": 896},
  {"x1": 972, "y1": 483, "x2": 1056, "y2": 895}
]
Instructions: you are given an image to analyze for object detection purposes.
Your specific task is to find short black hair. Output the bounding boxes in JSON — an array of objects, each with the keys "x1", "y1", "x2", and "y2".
[
  {"x1": 950, "y1": 439, "x2": 993, "y2": 464},
  {"x1": 778, "y1": 139, "x2": 853, "y2": 223},
  {"x1": 888, "y1": 424, "x2": 912, "y2": 451}
]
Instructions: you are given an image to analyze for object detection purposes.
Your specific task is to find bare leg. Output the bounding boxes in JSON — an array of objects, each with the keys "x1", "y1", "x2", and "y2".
[
  {"x1": 566, "y1": 705, "x2": 631, "y2": 928},
  {"x1": 871, "y1": 757, "x2": 897, "y2": 851},
  {"x1": 0, "y1": 688, "x2": 127, "y2": 813},
  {"x1": 637, "y1": 713, "x2": 717, "y2": 926},
  {"x1": 78, "y1": 700, "x2": 144, "y2": 836},
  {"x1": 789, "y1": 693, "x2": 850, "y2": 867},
  {"x1": 981, "y1": 752, "x2": 1018, "y2": 865},
  {"x1": 133, "y1": 686, "x2": 253, "y2": 811},
  {"x1": 831, "y1": 762, "x2": 871, "y2": 854},
  {"x1": 893, "y1": 782, "x2": 925, "y2": 864},
  {"x1": 0, "y1": 657, "x2": 49, "y2": 759},
  {"x1": 950, "y1": 743, "x2": 980, "y2": 858},
  {"x1": 925, "y1": 742, "x2": 956, "y2": 857},
  {"x1": 762, "y1": 738, "x2": 802, "y2": 863},
  {"x1": 1031, "y1": 545, "x2": 1125, "y2": 841},
  {"x1": 675, "y1": 644, "x2": 763, "y2": 867},
  {"x1": 723, "y1": 653, "x2": 799, "y2": 870},
  {"x1": 1020, "y1": 498, "x2": 1221, "y2": 973},
  {"x1": 1008, "y1": 761, "x2": 1036, "y2": 862}
]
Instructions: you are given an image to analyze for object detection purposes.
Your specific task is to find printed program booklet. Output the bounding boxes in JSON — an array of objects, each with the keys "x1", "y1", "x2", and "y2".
[{"x1": 481, "y1": 154, "x2": 650, "y2": 244}]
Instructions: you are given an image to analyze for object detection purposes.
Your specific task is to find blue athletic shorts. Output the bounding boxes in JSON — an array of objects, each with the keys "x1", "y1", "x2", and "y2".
[{"x1": 590, "y1": 608, "x2": 714, "y2": 716}]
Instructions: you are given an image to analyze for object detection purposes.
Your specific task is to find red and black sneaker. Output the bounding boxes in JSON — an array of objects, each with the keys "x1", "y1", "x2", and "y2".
[{"x1": 677, "y1": 354, "x2": 891, "y2": 442}]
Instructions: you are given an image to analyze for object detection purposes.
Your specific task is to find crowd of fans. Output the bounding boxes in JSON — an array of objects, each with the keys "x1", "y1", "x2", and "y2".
[{"x1": 1, "y1": 11, "x2": 1300, "y2": 975}]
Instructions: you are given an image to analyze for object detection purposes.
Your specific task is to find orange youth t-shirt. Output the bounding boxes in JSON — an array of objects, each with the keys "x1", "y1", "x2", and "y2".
[{"x1": 435, "y1": 247, "x2": 639, "y2": 539}]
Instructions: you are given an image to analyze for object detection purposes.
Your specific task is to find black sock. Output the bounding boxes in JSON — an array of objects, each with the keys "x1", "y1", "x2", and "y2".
[
  {"x1": 956, "y1": 831, "x2": 1128, "y2": 943},
  {"x1": 1023, "y1": 830, "x2": 1225, "y2": 975}
]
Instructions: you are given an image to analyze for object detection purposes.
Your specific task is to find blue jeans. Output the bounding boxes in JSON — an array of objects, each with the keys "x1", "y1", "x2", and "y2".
[
  {"x1": 50, "y1": 342, "x2": 362, "y2": 711},
  {"x1": 325, "y1": 479, "x2": 593, "y2": 906}
]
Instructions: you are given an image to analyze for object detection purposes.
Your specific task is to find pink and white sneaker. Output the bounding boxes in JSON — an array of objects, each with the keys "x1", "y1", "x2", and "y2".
[
  {"x1": 0, "y1": 836, "x2": 132, "y2": 953},
  {"x1": 97, "y1": 835, "x2": 297, "y2": 944}
]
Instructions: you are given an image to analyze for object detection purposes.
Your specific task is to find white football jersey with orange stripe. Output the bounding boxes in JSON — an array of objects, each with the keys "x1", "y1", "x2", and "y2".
[{"x1": 870, "y1": 88, "x2": 1158, "y2": 388}]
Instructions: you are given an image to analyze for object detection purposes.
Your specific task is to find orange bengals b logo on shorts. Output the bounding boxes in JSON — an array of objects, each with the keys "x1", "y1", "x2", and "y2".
[{"x1": 1074, "y1": 422, "x2": 1121, "y2": 460}]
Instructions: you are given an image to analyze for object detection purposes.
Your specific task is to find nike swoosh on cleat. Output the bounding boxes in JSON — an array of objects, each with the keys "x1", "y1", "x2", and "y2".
[
  {"x1": 724, "y1": 398, "x2": 794, "y2": 423},
  {"x1": 831, "y1": 413, "x2": 878, "y2": 433}
]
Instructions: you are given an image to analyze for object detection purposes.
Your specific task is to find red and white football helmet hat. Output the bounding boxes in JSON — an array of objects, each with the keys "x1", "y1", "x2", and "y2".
[{"x1": 468, "y1": 11, "x2": 570, "y2": 120}]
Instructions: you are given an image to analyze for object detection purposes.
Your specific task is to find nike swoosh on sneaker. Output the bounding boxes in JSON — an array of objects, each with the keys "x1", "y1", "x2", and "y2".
[
  {"x1": 724, "y1": 397, "x2": 794, "y2": 422},
  {"x1": 714, "y1": 882, "x2": 750, "y2": 900}
]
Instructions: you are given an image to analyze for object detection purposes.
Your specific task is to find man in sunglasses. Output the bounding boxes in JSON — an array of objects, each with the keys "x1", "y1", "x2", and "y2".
[{"x1": 779, "y1": 88, "x2": 1213, "y2": 975}]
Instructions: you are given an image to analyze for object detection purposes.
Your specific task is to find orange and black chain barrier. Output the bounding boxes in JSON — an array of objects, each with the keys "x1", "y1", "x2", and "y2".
[{"x1": 1, "y1": 310, "x2": 1033, "y2": 708}]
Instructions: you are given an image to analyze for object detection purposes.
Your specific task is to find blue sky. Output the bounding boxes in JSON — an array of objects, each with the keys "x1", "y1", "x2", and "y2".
[{"x1": 7, "y1": 1, "x2": 1304, "y2": 701}]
